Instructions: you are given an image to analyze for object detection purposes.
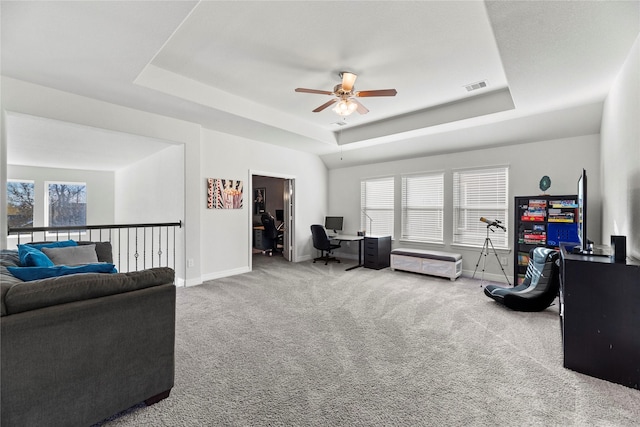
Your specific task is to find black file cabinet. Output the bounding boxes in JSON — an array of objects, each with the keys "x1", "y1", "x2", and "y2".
[{"x1": 364, "y1": 236, "x2": 391, "y2": 270}]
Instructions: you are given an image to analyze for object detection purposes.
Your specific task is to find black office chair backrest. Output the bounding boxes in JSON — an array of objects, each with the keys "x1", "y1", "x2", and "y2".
[
  {"x1": 310, "y1": 224, "x2": 331, "y2": 251},
  {"x1": 261, "y1": 213, "x2": 279, "y2": 239}
]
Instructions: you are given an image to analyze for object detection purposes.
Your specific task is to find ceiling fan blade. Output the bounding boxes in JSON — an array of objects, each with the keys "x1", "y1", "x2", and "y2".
[
  {"x1": 295, "y1": 88, "x2": 334, "y2": 95},
  {"x1": 341, "y1": 72, "x2": 357, "y2": 92},
  {"x1": 352, "y1": 99, "x2": 369, "y2": 115},
  {"x1": 312, "y1": 99, "x2": 337, "y2": 113},
  {"x1": 356, "y1": 89, "x2": 397, "y2": 97}
]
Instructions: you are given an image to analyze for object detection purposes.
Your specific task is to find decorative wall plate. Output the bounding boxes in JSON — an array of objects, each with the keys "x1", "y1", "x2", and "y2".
[{"x1": 539, "y1": 175, "x2": 551, "y2": 192}]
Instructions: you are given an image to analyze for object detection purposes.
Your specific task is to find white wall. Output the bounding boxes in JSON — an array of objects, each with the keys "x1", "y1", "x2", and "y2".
[
  {"x1": 0, "y1": 77, "x2": 202, "y2": 283},
  {"x1": 601, "y1": 33, "x2": 640, "y2": 260},
  {"x1": 114, "y1": 144, "x2": 185, "y2": 280},
  {"x1": 114, "y1": 144, "x2": 184, "y2": 224},
  {"x1": 329, "y1": 134, "x2": 601, "y2": 283},
  {"x1": 199, "y1": 128, "x2": 328, "y2": 281},
  {"x1": 0, "y1": 77, "x2": 330, "y2": 286}
]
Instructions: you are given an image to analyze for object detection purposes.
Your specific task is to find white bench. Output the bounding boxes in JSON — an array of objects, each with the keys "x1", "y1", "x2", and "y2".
[{"x1": 390, "y1": 248, "x2": 462, "y2": 281}]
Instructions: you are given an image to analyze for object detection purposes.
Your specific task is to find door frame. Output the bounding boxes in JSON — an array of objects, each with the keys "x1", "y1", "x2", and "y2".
[{"x1": 249, "y1": 170, "x2": 296, "y2": 270}]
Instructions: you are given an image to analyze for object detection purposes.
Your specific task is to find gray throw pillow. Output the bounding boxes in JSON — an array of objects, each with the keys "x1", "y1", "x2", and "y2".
[{"x1": 41, "y1": 244, "x2": 99, "y2": 266}]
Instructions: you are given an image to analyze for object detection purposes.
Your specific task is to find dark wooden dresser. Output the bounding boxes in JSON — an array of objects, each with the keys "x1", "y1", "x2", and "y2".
[{"x1": 559, "y1": 245, "x2": 640, "y2": 389}]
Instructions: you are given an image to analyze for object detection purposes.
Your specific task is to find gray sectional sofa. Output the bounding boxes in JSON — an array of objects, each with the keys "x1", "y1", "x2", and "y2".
[{"x1": 0, "y1": 242, "x2": 176, "y2": 426}]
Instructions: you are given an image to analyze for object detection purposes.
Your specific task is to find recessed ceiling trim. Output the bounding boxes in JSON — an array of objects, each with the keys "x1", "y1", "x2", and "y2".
[
  {"x1": 335, "y1": 87, "x2": 515, "y2": 146},
  {"x1": 135, "y1": 64, "x2": 336, "y2": 145}
]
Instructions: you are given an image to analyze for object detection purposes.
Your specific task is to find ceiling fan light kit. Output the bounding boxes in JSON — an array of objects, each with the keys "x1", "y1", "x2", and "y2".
[
  {"x1": 333, "y1": 99, "x2": 358, "y2": 116},
  {"x1": 295, "y1": 71, "x2": 397, "y2": 117},
  {"x1": 339, "y1": 72, "x2": 357, "y2": 92}
]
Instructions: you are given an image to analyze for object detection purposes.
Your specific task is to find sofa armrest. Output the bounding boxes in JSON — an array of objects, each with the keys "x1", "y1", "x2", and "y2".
[
  {"x1": 4, "y1": 267, "x2": 174, "y2": 315},
  {"x1": 1, "y1": 283, "x2": 176, "y2": 426}
]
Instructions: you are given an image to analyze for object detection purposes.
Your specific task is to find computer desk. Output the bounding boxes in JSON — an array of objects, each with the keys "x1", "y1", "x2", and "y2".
[{"x1": 329, "y1": 234, "x2": 365, "y2": 271}]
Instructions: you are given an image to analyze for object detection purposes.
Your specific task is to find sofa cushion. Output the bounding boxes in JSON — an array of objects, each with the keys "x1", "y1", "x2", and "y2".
[
  {"x1": 18, "y1": 245, "x2": 55, "y2": 267},
  {"x1": 78, "y1": 241, "x2": 113, "y2": 263},
  {"x1": 30, "y1": 241, "x2": 113, "y2": 263},
  {"x1": 3, "y1": 267, "x2": 175, "y2": 315},
  {"x1": 7, "y1": 263, "x2": 117, "y2": 282},
  {"x1": 42, "y1": 244, "x2": 99, "y2": 265},
  {"x1": 26, "y1": 240, "x2": 78, "y2": 250}
]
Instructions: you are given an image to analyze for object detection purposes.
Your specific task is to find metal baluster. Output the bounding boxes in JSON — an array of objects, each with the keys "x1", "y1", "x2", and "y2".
[
  {"x1": 151, "y1": 227, "x2": 155, "y2": 268},
  {"x1": 127, "y1": 228, "x2": 130, "y2": 272},
  {"x1": 118, "y1": 228, "x2": 122, "y2": 272},
  {"x1": 157, "y1": 227, "x2": 163, "y2": 268},
  {"x1": 134, "y1": 228, "x2": 139, "y2": 271}
]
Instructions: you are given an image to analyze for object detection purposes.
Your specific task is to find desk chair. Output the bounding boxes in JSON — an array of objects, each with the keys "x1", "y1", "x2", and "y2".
[
  {"x1": 310, "y1": 224, "x2": 341, "y2": 265},
  {"x1": 261, "y1": 213, "x2": 283, "y2": 256}
]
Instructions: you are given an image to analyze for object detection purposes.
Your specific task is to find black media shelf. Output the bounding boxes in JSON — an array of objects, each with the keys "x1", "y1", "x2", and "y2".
[{"x1": 513, "y1": 195, "x2": 579, "y2": 285}]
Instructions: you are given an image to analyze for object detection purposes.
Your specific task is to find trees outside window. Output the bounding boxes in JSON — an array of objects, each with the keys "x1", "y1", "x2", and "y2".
[
  {"x1": 47, "y1": 183, "x2": 87, "y2": 227},
  {"x1": 7, "y1": 181, "x2": 35, "y2": 228}
]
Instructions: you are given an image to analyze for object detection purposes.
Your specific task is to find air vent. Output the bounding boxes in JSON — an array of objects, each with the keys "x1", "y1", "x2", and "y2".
[{"x1": 464, "y1": 80, "x2": 488, "y2": 92}]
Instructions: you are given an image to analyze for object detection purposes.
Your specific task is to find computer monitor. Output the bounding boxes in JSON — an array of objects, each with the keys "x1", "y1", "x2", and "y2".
[
  {"x1": 324, "y1": 216, "x2": 343, "y2": 234},
  {"x1": 275, "y1": 209, "x2": 284, "y2": 222}
]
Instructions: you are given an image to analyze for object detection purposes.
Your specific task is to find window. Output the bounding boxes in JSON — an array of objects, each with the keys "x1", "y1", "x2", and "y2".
[
  {"x1": 453, "y1": 167, "x2": 508, "y2": 248},
  {"x1": 401, "y1": 172, "x2": 444, "y2": 243},
  {"x1": 7, "y1": 181, "x2": 35, "y2": 228},
  {"x1": 46, "y1": 182, "x2": 87, "y2": 227},
  {"x1": 361, "y1": 177, "x2": 394, "y2": 238}
]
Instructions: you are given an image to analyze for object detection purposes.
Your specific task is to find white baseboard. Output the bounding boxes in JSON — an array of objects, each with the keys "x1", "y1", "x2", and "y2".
[
  {"x1": 200, "y1": 266, "x2": 251, "y2": 284},
  {"x1": 461, "y1": 269, "x2": 513, "y2": 285}
]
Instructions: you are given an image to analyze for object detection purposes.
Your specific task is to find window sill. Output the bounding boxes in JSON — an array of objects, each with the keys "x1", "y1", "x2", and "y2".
[
  {"x1": 451, "y1": 243, "x2": 511, "y2": 253},
  {"x1": 398, "y1": 239, "x2": 445, "y2": 247}
]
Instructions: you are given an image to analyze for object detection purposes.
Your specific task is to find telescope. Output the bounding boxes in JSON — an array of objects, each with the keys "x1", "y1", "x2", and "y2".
[{"x1": 480, "y1": 217, "x2": 506, "y2": 231}]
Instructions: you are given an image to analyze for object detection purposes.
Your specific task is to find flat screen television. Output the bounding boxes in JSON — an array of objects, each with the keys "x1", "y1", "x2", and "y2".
[
  {"x1": 324, "y1": 216, "x2": 343, "y2": 234},
  {"x1": 275, "y1": 209, "x2": 284, "y2": 222},
  {"x1": 577, "y1": 168, "x2": 588, "y2": 253}
]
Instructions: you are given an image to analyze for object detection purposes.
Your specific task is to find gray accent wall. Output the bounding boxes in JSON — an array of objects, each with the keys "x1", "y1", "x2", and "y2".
[{"x1": 328, "y1": 135, "x2": 601, "y2": 283}]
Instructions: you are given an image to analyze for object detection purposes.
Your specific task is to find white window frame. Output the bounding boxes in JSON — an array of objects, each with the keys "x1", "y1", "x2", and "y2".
[
  {"x1": 45, "y1": 181, "x2": 87, "y2": 228},
  {"x1": 6, "y1": 179, "x2": 35, "y2": 230},
  {"x1": 401, "y1": 172, "x2": 444, "y2": 243},
  {"x1": 453, "y1": 166, "x2": 509, "y2": 248},
  {"x1": 360, "y1": 176, "x2": 394, "y2": 238}
]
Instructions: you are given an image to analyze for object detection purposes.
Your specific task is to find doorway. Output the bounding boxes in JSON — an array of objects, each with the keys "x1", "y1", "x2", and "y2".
[{"x1": 250, "y1": 172, "x2": 295, "y2": 267}]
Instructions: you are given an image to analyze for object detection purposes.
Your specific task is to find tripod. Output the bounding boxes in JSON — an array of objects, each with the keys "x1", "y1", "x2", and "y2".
[{"x1": 473, "y1": 225, "x2": 511, "y2": 286}]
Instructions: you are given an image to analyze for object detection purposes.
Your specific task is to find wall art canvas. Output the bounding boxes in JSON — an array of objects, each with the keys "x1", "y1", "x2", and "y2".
[
  {"x1": 254, "y1": 187, "x2": 266, "y2": 214},
  {"x1": 207, "y1": 178, "x2": 243, "y2": 209}
]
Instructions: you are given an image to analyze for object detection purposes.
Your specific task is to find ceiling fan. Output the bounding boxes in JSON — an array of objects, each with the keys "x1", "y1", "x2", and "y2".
[{"x1": 295, "y1": 72, "x2": 397, "y2": 116}]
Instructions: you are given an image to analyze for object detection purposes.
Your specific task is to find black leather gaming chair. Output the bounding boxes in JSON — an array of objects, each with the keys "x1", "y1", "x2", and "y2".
[
  {"x1": 484, "y1": 247, "x2": 560, "y2": 312},
  {"x1": 261, "y1": 213, "x2": 283, "y2": 256},
  {"x1": 310, "y1": 224, "x2": 341, "y2": 265}
]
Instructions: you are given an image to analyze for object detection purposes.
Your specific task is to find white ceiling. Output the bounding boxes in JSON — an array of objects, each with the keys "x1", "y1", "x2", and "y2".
[
  {"x1": 1, "y1": 1, "x2": 639, "y2": 170},
  {"x1": 6, "y1": 112, "x2": 176, "y2": 171}
]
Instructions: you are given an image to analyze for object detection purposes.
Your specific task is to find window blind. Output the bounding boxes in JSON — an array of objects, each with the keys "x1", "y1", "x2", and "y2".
[
  {"x1": 453, "y1": 167, "x2": 508, "y2": 248},
  {"x1": 361, "y1": 177, "x2": 394, "y2": 237},
  {"x1": 401, "y1": 173, "x2": 443, "y2": 242}
]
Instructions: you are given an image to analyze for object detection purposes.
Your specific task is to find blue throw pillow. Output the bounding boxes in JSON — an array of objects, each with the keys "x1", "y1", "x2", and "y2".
[
  {"x1": 17, "y1": 245, "x2": 55, "y2": 267},
  {"x1": 26, "y1": 240, "x2": 78, "y2": 250},
  {"x1": 7, "y1": 263, "x2": 117, "y2": 282}
]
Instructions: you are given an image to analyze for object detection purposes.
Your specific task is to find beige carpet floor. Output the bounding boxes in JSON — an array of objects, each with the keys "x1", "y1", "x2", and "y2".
[{"x1": 99, "y1": 254, "x2": 640, "y2": 426}]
